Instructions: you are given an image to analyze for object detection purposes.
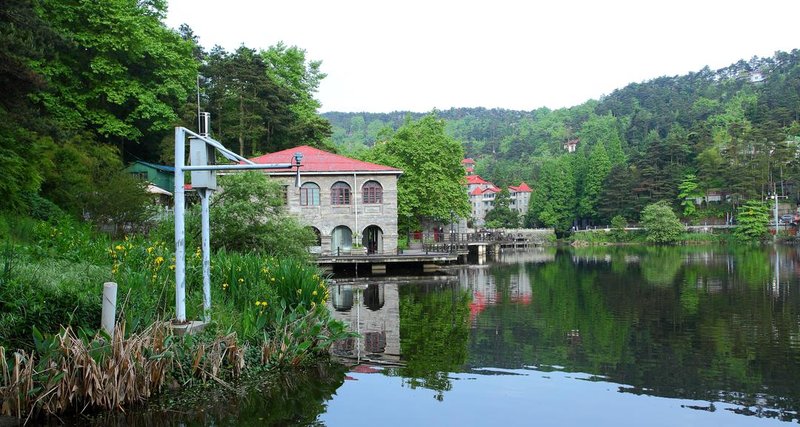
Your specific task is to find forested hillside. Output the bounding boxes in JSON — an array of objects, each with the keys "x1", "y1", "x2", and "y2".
[
  {"x1": 323, "y1": 50, "x2": 800, "y2": 230},
  {"x1": 1, "y1": 0, "x2": 330, "y2": 218}
]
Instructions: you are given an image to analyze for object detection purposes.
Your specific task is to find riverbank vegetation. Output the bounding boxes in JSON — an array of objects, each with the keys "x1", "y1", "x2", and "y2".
[{"x1": 0, "y1": 209, "x2": 352, "y2": 420}]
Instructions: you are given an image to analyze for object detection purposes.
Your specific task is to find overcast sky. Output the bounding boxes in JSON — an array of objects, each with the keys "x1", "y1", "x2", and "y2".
[{"x1": 165, "y1": 0, "x2": 800, "y2": 113}]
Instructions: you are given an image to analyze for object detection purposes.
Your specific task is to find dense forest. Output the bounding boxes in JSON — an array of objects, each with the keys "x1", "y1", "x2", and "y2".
[
  {"x1": 324, "y1": 51, "x2": 800, "y2": 231},
  {"x1": 3, "y1": 0, "x2": 800, "y2": 234},
  {"x1": 0, "y1": 0, "x2": 330, "y2": 218}
]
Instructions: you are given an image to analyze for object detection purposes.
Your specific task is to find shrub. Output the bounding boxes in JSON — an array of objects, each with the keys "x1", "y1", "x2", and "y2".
[
  {"x1": 609, "y1": 215, "x2": 627, "y2": 241},
  {"x1": 641, "y1": 201, "x2": 684, "y2": 244},
  {"x1": 734, "y1": 200, "x2": 770, "y2": 242}
]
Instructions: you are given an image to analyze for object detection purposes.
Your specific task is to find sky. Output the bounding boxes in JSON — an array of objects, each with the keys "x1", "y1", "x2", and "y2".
[{"x1": 165, "y1": 0, "x2": 800, "y2": 114}]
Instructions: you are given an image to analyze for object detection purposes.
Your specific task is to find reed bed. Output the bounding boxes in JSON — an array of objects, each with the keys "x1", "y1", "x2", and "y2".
[{"x1": 0, "y1": 323, "x2": 248, "y2": 421}]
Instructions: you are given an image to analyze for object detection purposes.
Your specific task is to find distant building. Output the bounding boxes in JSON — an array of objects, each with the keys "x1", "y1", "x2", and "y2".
[
  {"x1": 464, "y1": 164, "x2": 531, "y2": 227},
  {"x1": 125, "y1": 161, "x2": 174, "y2": 193},
  {"x1": 249, "y1": 146, "x2": 402, "y2": 255},
  {"x1": 563, "y1": 139, "x2": 579, "y2": 153},
  {"x1": 462, "y1": 158, "x2": 476, "y2": 175}
]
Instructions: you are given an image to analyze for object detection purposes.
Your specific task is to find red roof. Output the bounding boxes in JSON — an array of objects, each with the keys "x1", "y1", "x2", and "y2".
[
  {"x1": 466, "y1": 175, "x2": 488, "y2": 185},
  {"x1": 509, "y1": 182, "x2": 532, "y2": 193},
  {"x1": 462, "y1": 158, "x2": 476, "y2": 165},
  {"x1": 470, "y1": 186, "x2": 499, "y2": 196},
  {"x1": 248, "y1": 146, "x2": 401, "y2": 174}
]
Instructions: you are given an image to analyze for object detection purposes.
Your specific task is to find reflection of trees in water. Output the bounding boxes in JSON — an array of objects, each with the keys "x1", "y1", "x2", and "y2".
[
  {"x1": 392, "y1": 282, "x2": 471, "y2": 399},
  {"x1": 468, "y1": 246, "x2": 800, "y2": 417},
  {"x1": 76, "y1": 362, "x2": 347, "y2": 426},
  {"x1": 639, "y1": 246, "x2": 684, "y2": 286}
]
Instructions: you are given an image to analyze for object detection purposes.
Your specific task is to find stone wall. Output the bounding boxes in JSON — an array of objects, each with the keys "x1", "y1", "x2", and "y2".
[{"x1": 270, "y1": 172, "x2": 399, "y2": 255}]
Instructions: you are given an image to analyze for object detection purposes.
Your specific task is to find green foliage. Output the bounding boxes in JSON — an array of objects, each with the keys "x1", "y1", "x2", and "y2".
[
  {"x1": 677, "y1": 173, "x2": 703, "y2": 217},
  {"x1": 363, "y1": 114, "x2": 470, "y2": 233},
  {"x1": 33, "y1": 0, "x2": 197, "y2": 142},
  {"x1": 483, "y1": 188, "x2": 520, "y2": 228},
  {"x1": 578, "y1": 142, "x2": 612, "y2": 220},
  {"x1": 734, "y1": 200, "x2": 770, "y2": 242},
  {"x1": 640, "y1": 200, "x2": 684, "y2": 244},
  {"x1": 525, "y1": 156, "x2": 575, "y2": 234},
  {"x1": 609, "y1": 215, "x2": 627, "y2": 241},
  {"x1": 210, "y1": 172, "x2": 315, "y2": 257}
]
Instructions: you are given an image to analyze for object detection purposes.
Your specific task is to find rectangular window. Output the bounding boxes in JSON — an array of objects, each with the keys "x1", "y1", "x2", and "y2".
[
  {"x1": 363, "y1": 187, "x2": 382, "y2": 204},
  {"x1": 300, "y1": 186, "x2": 320, "y2": 206},
  {"x1": 331, "y1": 187, "x2": 351, "y2": 205}
]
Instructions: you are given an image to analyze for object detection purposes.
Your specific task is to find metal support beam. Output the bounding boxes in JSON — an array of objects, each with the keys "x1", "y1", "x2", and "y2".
[
  {"x1": 174, "y1": 127, "x2": 187, "y2": 322},
  {"x1": 199, "y1": 188, "x2": 212, "y2": 322},
  {"x1": 172, "y1": 125, "x2": 302, "y2": 325}
]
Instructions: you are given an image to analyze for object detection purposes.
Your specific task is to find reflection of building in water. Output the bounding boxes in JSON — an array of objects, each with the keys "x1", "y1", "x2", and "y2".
[
  {"x1": 496, "y1": 248, "x2": 555, "y2": 264},
  {"x1": 329, "y1": 283, "x2": 400, "y2": 363},
  {"x1": 458, "y1": 265, "x2": 532, "y2": 321}
]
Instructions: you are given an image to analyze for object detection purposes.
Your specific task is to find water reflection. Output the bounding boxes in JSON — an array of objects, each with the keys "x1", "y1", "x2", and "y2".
[
  {"x1": 329, "y1": 246, "x2": 800, "y2": 424},
  {"x1": 71, "y1": 245, "x2": 800, "y2": 425}
]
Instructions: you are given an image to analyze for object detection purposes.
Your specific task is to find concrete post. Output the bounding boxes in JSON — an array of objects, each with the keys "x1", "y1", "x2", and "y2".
[{"x1": 101, "y1": 282, "x2": 117, "y2": 337}]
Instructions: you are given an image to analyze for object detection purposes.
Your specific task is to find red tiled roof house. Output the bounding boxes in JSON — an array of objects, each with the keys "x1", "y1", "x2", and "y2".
[{"x1": 249, "y1": 146, "x2": 402, "y2": 255}]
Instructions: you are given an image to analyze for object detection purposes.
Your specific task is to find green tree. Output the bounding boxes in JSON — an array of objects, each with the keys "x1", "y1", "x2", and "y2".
[
  {"x1": 733, "y1": 200, "x2": 770, "y2": 242},
  {"x1": 484, "y1": 188, "x2": 520, "y2": 228},
  {"x1": 578, "y1": 142, "x2": 612, "y2": 221},
  {"x1": 210, "y1": 172, "x2": 315, "y2": 257},
  {"x1": 525, "y1": 156, "x2": 575, "y2": 234},
  {"x1": 677, "y1": 174, "x2": 703, "y2": 217},
  {"x1": 609, "y1": 215, "x2": 627, "y2": 241},
  {"x1": 640, "y1": 200, "x2": 684, "y2": 244},
  {"x1": 34, "y1": 0, "x2": 197, "y2": 145},
  {"x1": 363, "y1": 114, "x2": 470, "y2": 234}
]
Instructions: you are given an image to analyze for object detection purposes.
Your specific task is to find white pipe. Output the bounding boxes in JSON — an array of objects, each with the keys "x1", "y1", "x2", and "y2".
[
  {"x1": 200, "y1": 189, "x2": 212, "y2": 322},
  {"x1": 174, "y1": 127, "x2": 186, "y2": 322},
  {"x1": 101, "y1": 282, "x2": 117, "y2": 337},
  {"x1": 353, "y1": 172, "x2": 359, "y2": 244}
]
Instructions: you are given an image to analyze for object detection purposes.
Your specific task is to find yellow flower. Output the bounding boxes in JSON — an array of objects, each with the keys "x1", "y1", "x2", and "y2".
[
  {"x1": 155, "y1": 256, "x2": 164, "y2": 265},
  {"x1": 147, "y1": 247, "x2": 154, "y2": 254},
  {"x1": 270, "y1": 277, "x2": 275, "y2": 282},
  {"x1": 261, "y1": 301, "x2": 268, "y2": 306},
  {"x1": 238, "y1": 278, "x2": 244, "y2": 283},
  {"x1": 261, "y1": 267, "x2": 268, "y2": 274},
  {"x1": 222, "y1": 283, "x2": 229, "y2": 290},
  {"x1": 169, "y1": 264, "x2": 175, "y2": 271},
  {"x1": 312, "y1": 290, "x2": 318, "y2": 296},
  {"x1": 115, "y1": 245, "x2": 124, "y2": 251},
  {"x1": 255, "y1": 301, "x2": 261, "y2": 306}
]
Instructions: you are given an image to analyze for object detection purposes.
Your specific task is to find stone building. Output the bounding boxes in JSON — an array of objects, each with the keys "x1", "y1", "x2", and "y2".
[
  {"x1": 466, "y1": 174, "x2": 531, "y2": 227},
  {"x1": 249, "y1": 146, "x2": 402, "y2": 255}
]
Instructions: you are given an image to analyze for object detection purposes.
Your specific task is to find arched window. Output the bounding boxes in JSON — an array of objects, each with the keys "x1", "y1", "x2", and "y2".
[
  {"x1": 300, "y1": 182, "x2": 320, "y2": 206},
  {"x1": 362, "y1": 181, "x2": 383, "y2": 204},
  {"x1": 309, "y1": 226, "x2": 322, "y2": 246},
  {"x1": 331, "y1": 182, "x2": 351, "y2": 205}
]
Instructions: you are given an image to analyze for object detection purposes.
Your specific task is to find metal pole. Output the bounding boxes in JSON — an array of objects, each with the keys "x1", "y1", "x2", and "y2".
[
  {"x1": 200, "y1": 188, "x2": 212, "y2": 322},
  {"x1": 174, "y1": 127, "x2": 187, "y2": 323}
]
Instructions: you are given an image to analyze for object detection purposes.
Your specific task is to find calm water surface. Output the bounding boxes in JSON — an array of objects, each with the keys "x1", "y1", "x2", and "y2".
[{"x1": 93, "y1": 245, "x2": 800, "y2": 426}]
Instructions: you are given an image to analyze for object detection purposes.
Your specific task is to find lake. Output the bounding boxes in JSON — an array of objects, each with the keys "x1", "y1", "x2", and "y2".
[{"x1": 85, "y1": 245, "x2": 800, "y2": 426}]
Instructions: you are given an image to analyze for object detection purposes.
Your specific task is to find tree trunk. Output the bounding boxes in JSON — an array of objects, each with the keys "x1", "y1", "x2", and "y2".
[{"x1": 238, "y1": 93, "x2": 244, "y2": 156}]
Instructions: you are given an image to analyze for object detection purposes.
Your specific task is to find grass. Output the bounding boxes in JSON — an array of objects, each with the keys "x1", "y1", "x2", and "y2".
[{"x1": 0, "y1": 212, "x2": 355, "y2": 420}]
